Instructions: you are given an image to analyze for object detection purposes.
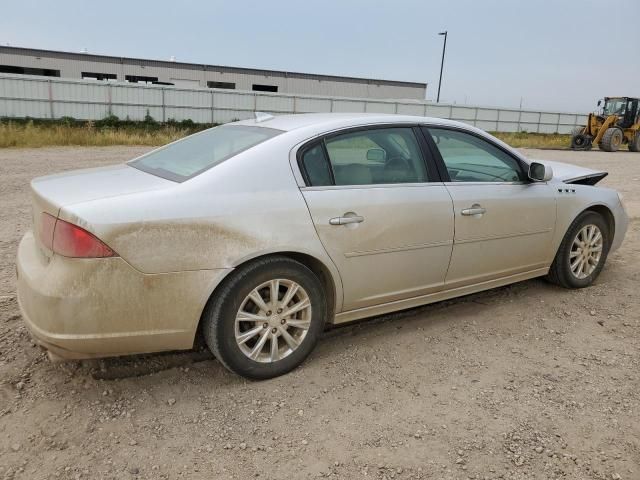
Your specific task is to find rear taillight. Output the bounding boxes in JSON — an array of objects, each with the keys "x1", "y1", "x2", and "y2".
[{"x1": 40, "y1": 212, "x2": 117, "y2": 258}]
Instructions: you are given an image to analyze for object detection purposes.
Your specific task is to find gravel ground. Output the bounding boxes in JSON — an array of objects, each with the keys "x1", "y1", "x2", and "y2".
[{"x1": 0, "y1": 146, "x2": 638, "y2": 480}]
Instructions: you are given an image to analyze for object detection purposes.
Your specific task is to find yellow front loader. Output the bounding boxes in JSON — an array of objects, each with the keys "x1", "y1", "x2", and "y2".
[{"x1": 571, "y1": 97, "x2": 640, "y2": 152}]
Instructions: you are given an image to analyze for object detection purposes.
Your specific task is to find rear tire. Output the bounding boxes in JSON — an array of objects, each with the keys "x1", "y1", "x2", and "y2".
[
  {"x1": 546, "y1": 211, "x2": 610, "y2": 289},
  {"x1": 202, "y1": 256, "x2": 327, "y2": 379},
  {"x1": 628, "y1": 132, "x2": 640, "y2": 152},
  {"x1": 600, "y1": 127, "x2": 623, "y2": 152}
]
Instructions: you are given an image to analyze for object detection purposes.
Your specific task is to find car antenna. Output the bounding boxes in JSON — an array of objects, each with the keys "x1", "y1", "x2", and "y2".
[{"x1": 254, "y1": 112, "x2": 275, "y2": 123}]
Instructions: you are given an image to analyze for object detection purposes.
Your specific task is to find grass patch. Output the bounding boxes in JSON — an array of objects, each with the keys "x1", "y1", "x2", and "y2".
[
  {"x1": 491, "y1": 132, "x2": 571, "y2": 149},
  {"x1": 0, "y1": 116, "x2": 572, "y2": 150},
  {"x1": 0, "y1": 116, "x2": 215, "y2": 148}
]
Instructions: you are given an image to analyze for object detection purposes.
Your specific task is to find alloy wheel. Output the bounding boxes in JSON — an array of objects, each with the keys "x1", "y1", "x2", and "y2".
[
  {"x1": 569, "y1": 224, "x2": 603, "y2": 279},
  {"x1": 234, "y1": 279, "x2": 312, "y2": 363}
]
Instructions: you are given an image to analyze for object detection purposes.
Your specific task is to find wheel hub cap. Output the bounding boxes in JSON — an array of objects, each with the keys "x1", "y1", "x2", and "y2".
[
  {"x1": 569, "y1": 224, "x2": 603, "y2": 279},
  {"x1": 234, "y1": 279, "x2": 312, "y2": 363}
]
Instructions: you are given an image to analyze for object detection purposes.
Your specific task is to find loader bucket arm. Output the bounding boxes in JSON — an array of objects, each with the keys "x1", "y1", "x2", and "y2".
[{"x1": 593, "y1": 115, "x2": 618, "y2": 145}]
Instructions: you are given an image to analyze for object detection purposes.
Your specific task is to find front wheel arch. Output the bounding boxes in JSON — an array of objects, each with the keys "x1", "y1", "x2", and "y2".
[
  {"x1": 547, "y1": 206, "x2": 614, "y2": 288},
  {"x1": 584, "y1": 205, "x2": 615, "y2": 241},
  {"x1": 556, "y1": 205, "x2": 615, "y2": 257}
]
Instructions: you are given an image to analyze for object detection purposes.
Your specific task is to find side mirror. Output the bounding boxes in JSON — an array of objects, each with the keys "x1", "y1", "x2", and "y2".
[
  {"x1": 366, "y1": 148, "x2": 386, "y2": 162},
  {"x1": 597, "y1": 100, "x2": 602, "y2": 107},
  {"x1": 528, "y1": 162, "x2": 553, "y2": 182}
]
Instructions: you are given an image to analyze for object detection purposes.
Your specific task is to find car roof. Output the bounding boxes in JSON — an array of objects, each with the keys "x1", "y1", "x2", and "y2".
[
  {"x1": 231, "y1": 112, "x2": 528, "y2": 165},
  {"x1": 233, "y1": 112, "x2": 468, "y2": 132}
]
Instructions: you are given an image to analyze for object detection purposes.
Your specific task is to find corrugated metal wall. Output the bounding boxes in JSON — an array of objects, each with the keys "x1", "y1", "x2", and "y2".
[
  {"x1": 0, "y1": 47, "x2": 427, "y2": 100},
  {"x1": 0, "y1": 74, "x2": 588, "y2": 133}
]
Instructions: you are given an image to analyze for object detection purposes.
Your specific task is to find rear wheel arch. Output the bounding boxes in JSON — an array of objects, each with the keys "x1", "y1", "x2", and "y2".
[
  {"x1": 194, "y1": 252, "x2": 338, "y2": 347},
  {"x1": 278, "y1": 252, "x2": 338, "y2": 322}
]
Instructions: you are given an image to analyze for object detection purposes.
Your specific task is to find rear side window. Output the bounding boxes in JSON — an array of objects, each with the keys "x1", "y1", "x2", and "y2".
[
  {"x1": 300, "y1": 143, "x2": 333, "y2": 186},
  {"x1": 129, "y1": 125, "x2": 282, "y2": 182},
  {"x1": 326, "y1": 128, "x2": 428, "y2": 185},
  {"x1": 299, "y1": 127, "x2": 430, "y2": 187}
]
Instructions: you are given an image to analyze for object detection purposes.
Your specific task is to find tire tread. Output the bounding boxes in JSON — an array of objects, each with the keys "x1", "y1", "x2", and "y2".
[
  {"x1": 546, "y1": 211, "x2": 610, "y2": 289},
  {"x1": 600, "y1": 127, "x2": 622, "y2": 152},
  {"x1": 201, "y1": 256, "x2": 325, "y2": 379}
]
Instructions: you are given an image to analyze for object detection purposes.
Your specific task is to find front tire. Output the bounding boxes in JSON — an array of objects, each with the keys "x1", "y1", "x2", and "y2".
[
  {"x1": 570, "y1": 126, "x2": 589, "y2": 150},
  {"x1": 202, "y1": 256, "x2": 327, "y2": 379},
  {"x1": 546, "y1": 211, "x2": 610, "y2": 289},
  {"x1": 571, "y1": 133, "x2": 592, "y2": 150},
  {"x1": 600, "y1": 127, "x2": 623, "y2": 152},
  {"x1": 629, "y1": 132, "x2": 640, "y2": 152}
]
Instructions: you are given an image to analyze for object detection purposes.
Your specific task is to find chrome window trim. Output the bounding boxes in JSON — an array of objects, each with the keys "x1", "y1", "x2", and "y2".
[
  {"x1": 442, "y1": 181, "x2": 550, "y2": 187},
  {"x1": 443, "y1": 181, "x2": 527, "y2": 186},
  {"x1": 289, "y1": 120, "x2": 534, "y2": 188},
  {"x1": 422, "y1": 124, "x2": 531, "y2": 184},
  {"x1": 289, "y1": 122, "x2": 437, "y2": 188},
  {"x1": 300, "y1": 182, "x2": 447, "y2": 192}
]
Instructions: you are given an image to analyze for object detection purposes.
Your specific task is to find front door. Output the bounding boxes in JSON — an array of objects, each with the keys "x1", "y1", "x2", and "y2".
[
  {"x1": 423, "y1": 127, "x2": 557, "y2": 287},
  {"x1": 297, "y1": 126, "x2": 454, "y2": 311}
]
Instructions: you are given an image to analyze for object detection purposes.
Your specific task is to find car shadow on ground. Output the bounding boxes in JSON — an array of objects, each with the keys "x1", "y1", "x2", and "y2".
[{"x1": 87, "y1": 278, "x2": 558, "y2": 382}]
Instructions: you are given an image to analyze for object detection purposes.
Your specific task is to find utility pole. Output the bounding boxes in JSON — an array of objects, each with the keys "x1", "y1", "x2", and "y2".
[{"x1": 437, "y1": 31, "x2": 448, "y2": 103}]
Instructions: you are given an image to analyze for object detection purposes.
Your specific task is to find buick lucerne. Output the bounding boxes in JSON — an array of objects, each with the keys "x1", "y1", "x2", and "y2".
[{"x1": 16, "y1": 113, "x2": 628, "y2": 379}]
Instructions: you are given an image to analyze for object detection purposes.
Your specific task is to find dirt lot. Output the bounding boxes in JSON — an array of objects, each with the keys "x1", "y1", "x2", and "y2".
[{"x1": 0, "y1": 146, "x2": 638, "y2": 480}]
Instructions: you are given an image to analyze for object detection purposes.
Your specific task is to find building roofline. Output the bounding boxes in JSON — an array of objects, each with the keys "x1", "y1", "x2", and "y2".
[{"x1": 0, "y1": 45, "x2": 427, "y2": 88}]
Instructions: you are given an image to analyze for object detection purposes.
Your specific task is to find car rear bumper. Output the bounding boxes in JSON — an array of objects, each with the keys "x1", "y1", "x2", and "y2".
[{"x1": 16, "y1": 230, "x2": 230, "y2": 360}]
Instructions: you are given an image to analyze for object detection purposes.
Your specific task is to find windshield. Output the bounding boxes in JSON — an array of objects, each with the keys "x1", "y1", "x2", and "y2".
[
  {"x1": 129, "y1": 125, "x2": 282, "y2": 182},
  {"x1": 603, "y1": 98, "x2": 627, "y2": 116}
]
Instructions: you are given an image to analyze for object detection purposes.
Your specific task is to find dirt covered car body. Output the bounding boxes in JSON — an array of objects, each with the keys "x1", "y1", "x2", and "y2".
[{"x1": 16, "y1": 113, "x2": 628, "y2": 378}]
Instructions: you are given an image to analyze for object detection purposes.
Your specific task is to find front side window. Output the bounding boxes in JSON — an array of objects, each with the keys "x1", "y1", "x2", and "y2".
[
  {"x1": 129, "y1": 125, "x2": 282, "y2": 182},
  {"x1": 319, "y1": 127, "x2": 428, "y2": 186},
  {"x1": 427, "y1": 128, "x2": 525, "y2": 183}
]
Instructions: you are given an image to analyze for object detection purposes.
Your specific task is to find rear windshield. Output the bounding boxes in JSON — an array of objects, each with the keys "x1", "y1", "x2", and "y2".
[{"x1": 129, "y1": 125, "x2": 282, "y2": 182}]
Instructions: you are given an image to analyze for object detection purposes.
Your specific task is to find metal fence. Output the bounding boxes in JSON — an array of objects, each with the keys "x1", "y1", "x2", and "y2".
[{"x1": 0, "y1": 74, "x2": 588, "y2": 133}]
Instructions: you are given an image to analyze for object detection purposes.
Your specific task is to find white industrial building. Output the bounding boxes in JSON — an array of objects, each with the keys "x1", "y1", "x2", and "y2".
[{"x1": 0, "y1": 46, "x2": 427, "y2": 100}]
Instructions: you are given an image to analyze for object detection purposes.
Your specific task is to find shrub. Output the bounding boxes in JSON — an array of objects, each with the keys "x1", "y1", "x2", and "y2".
[
  {"x1": 143, "y1": 110, "x2": 157, "y2": 125},
  {"x1": 59, "y1": 116, "x2": 76, "y2": 126},
  {"x1": 96, "y1": 114, "x2": 120, "y2": 128}
]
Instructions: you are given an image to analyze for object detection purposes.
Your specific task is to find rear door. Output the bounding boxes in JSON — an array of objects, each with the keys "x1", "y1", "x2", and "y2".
[
  {"x1": 423, "y1": 126, "x2": 557, "y2": 288},
  {"x1": 297, "y1": 125, "x2": 454, "y2": 312}
]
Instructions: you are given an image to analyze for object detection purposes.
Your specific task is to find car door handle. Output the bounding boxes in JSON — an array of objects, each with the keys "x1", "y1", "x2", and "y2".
[
  {"x1": 329, "y1": 215, "x2": 364, "y2": 225},
  {"x1": 461, "y1": 205, "x2": 486, "y2": 216}
]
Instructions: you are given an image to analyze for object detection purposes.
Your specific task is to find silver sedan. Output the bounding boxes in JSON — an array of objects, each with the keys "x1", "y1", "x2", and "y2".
[{"x1": 16, "y1": 113, "x2": 628, "y2": 379}]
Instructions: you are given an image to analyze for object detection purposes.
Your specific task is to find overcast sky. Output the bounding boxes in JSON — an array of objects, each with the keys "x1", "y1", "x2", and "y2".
[{"x1": 2, "y1": 0, "x2": 638, "y2": 112}]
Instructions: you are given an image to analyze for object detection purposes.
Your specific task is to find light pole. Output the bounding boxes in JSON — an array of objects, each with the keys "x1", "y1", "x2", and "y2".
[{"x1": 436, "y1": 31, "x2": 447, "y2": 103}]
